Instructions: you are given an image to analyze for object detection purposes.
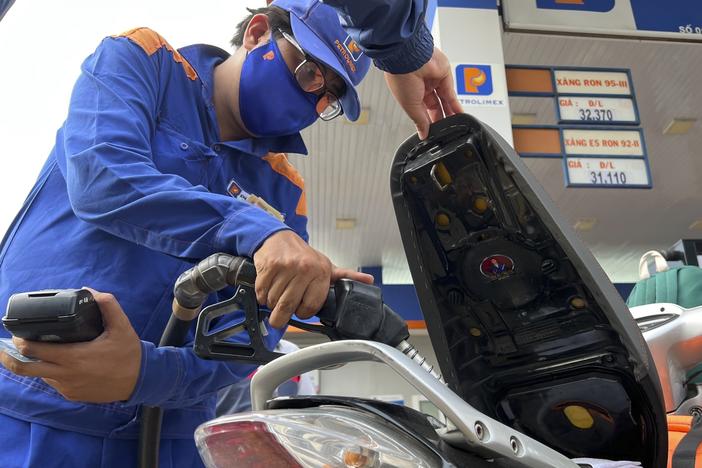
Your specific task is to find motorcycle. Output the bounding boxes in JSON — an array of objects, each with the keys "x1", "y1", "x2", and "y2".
[{"x1": 151, "y1": 114, "x2": 668, "y2": 467}]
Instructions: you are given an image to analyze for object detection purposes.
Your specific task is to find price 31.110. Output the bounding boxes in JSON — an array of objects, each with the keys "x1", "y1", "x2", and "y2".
[{"x1": 589, "y1": 171, "x2": 627, "y2": 185}]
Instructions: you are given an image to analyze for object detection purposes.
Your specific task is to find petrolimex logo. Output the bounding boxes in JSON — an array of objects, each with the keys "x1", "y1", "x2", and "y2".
[
  {"x1": 455, "y1": 64, "x2": 504, "y2": 107},
  {"x1": 334, "y1": 37, "x2": 357, "y2": 73},
  {"x1": 536, "y1": 0, "x2": 615, "y2": 12},
  {"x1": 456, "y1": 65, "x2": 493, "y2": 95},
  {"x1": 343, "y1": 35, "x2": 363, "y2": 62}
]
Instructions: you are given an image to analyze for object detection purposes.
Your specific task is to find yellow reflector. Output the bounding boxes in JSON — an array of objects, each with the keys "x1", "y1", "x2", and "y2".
[
  {"x1": 469, "y1": 328, "x2": 482, "y2": 337},
  {"x1": 436, "y1": 213, "x2": 451, "y2": 227},
  {"x1": 570, "y1": 297, "x2": 587, "y2": 309},
  {"x1": 473, "y1": 197, "x2": 489, "y2": 214},
  {"x1": 343, "y1": 447, "x2": 375, "y2": 467},
  {"x1": 434, "y1": 162, "x2": 452, "y2": 186},
  {"x1": 563, "y1": 405, "x2": 594, "y2": 429}
]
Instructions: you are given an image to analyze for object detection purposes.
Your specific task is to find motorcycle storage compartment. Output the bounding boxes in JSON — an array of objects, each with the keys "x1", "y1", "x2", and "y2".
[{"x1": 390, "y1": 114, "x2": 666, "y2": 466}]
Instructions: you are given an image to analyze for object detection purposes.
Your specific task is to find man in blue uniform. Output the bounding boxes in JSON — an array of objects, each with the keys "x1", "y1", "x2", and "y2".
[{"x1": 0, "y1": 0, "x2": 462, "y2": 466}]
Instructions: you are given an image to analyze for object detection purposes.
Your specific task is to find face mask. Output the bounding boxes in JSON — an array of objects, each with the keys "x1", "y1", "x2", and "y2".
[{"x1": 239, "y1": 38, "x2": 319, "y2": 137}]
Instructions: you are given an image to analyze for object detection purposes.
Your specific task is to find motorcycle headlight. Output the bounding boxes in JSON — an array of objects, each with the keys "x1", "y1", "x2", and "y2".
[{"x1": 195, "y1": 406, "x2": 442, "y2": 468}]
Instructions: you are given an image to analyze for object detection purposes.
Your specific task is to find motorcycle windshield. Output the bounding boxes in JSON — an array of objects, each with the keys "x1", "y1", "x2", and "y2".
[{"x1": 390, "y1": 113, "x2": 667, "y2": 467}]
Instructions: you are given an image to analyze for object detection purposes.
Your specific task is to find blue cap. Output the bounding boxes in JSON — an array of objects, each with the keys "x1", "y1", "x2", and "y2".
[{"x1": 271, "y1": 0, "x2": 371, "y2": 121}]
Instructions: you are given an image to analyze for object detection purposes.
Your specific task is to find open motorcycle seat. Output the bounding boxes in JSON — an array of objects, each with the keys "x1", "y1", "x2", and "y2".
[{"x1": 390, "y1": 113, "x2": 667, "y2": 467}]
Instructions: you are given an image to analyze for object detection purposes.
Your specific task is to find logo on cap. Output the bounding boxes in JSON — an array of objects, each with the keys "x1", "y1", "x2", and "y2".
[
  {"x1": 334, "y1": 39, "x2": 357, "y2": 73},
  {"x1": 480, "y1": 255, "x2": 515, "y2": 280},
  {"x1": 455, "y1": 65, "x2": 493, "y2": 96},
  {"x1": 343, "y1": 35, "x2": 363, "y2": 62}
]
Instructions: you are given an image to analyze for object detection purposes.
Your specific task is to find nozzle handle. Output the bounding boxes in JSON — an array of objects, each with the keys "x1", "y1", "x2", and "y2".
[{"x1": 291, "y1": 279, "x2": 409, "y2": 347}]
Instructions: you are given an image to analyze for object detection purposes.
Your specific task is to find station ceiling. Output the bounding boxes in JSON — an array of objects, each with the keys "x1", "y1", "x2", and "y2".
[{"x1": 296, "y1": 30, "x2": 702, "y2": 284}]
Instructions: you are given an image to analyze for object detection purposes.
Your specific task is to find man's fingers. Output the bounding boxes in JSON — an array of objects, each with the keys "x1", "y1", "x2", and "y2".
[
  {"x1": 11, "y1": 337, "x2": 76, "y2": 364},
  {"x1": 82, "y1": 288, "x2": 127, "y2": 333},
  {"x1": 264, "y1": 269, "x2": 295, "y2": 311},
  {"x1": 0, "y1": 351, "x2": 63, "y2": 379},
  {"x1": 402, "y1": 101, "x2": 431, "y2": 139},
  {"x1": 400, "y1": 100, "x2": 431, "y2": 140},
  {"x1": 268, "y1": 279, "x2": 306, "y2": 329},
  {"x1": 383, "y1": 72, "x2": 431, "y2": 140},
  {"x1": 254, "y1": 263, "x2": 274, "y2": 306},
  {"x1": 424, "y1": 89, "x2": 445, "y2": 123},
  {"x1": 331, "y1": 267, "x2": 374, "y2": 285},
  {"x1": 253, "y1": 230, "x2": 333, "y2": 326},
  {"x1": 414, "y1": 109, "x2": 432, "y2": 140},
  {"x1": 427, "y1": 47, "x2": 462, "y2": 116},
  {"x1": 297, "y1": 276, "x2": 329, "y2": 320},
  {"x1": 436, "y1": 77, "x2": 463, "y2": 116}
]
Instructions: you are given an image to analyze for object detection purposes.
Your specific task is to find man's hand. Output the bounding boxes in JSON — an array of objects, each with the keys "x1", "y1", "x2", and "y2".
[
  {"x1": 254, "y1": 230, "x2": 374, "y2": 328},
  {"x1": 0, "y1": 289, "x2": 141, "y2": 403},
  {"x1": 384, "y1": 47, "x2": 463, "y2": 140}
]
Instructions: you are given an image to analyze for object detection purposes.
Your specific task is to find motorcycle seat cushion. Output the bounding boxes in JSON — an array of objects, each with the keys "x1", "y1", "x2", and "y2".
[{"x1": 627, "y1": 266, "x2": 702, "y2": 309}]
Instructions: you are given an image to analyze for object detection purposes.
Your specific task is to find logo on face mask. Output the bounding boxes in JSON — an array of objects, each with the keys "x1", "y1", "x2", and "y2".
[
  {"x1": 263, "y1": 51, "x2": 275, "y2": 61},
  {"x1": 343, "y1": 35, "x2": 363, "y2": 62}
]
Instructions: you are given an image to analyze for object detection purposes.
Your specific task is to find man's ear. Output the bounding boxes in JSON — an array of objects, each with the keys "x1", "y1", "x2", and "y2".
[{"x1": 243, "y1": 14, "x2": 272, "y2": 51}]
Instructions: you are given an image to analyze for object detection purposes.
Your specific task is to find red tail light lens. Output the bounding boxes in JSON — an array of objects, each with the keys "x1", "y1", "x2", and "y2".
[
  {"x1": 196, "y1": 408, "x2": 441, "y2": 468},
  {"x1": 197, "y1": 420, "x2": 303, "y2": 468}
]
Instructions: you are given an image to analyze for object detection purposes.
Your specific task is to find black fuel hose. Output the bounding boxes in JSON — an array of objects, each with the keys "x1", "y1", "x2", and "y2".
[
  {"x1": 138, "y1": 318, "x2": 192, "y2": 468},
  {"x1": 138, "y1": 254, "x2": 255, "y2": 468}
]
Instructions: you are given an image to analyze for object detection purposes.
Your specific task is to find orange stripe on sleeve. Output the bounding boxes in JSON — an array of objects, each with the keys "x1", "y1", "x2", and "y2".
[
  {"x1": 263, "y1": 153, "x2": 308, "y2": 217},
  {"x1": 295, "y1": 191, "x2": 307, "y2": 218},
  {"x1": 406, "y1": 320, "x2": 426, "y2": 329},
  {"x1": 113, "y1": 27, "x2": 198, "y2": 81}
]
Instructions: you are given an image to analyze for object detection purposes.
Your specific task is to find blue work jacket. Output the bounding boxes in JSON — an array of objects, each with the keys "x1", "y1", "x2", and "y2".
[{"x1": 0, "y1": 28, "x2": 309, "y2": 442}]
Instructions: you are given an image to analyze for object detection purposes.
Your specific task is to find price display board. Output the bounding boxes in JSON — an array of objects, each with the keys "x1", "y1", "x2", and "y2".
[
  {"x1": 502, "y1": 0, "x2": 702, "y2": 43},
  {"x1": 562, "y1": 129, "x2": 644, "y2": 157},
  {"x1": 558, "y1": 97, "x2": 638, "y2": 125},
  {"x1": 554, "y1": 70, "x2": 631, "y2": 95},
  {"x1": 565, "y1": 157, "x2": 651, "y2": 188},
  {"x1": 506, "y1": 66, "x2": 651, "y2": 189}
]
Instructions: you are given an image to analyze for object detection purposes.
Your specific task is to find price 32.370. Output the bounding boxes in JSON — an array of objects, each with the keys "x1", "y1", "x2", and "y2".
[{"x1": 579, "y1": 109, "x2": 614, "y2": 121}]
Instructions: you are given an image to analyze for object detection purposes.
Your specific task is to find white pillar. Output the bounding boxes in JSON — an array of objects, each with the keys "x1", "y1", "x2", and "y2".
[{"x1": 431, "y1": 0, "x2": 513, "y2": 144}]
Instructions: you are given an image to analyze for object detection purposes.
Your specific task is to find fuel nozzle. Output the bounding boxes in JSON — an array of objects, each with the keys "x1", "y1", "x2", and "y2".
[
  {"x1": 177, "y1": 254, "x2": 444, "y2": 382},
  {"x1": 316, "y1": 280, "x2": 408, "y2": 346},
  {"x1": 315, "y1": 280, "x2": 444, "y2": 383}
]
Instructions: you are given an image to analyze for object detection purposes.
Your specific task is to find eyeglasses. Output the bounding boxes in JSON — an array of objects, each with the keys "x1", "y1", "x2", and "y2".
[{"x1": 278, "y1": 29, "x2": 343, "y2": 121}]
